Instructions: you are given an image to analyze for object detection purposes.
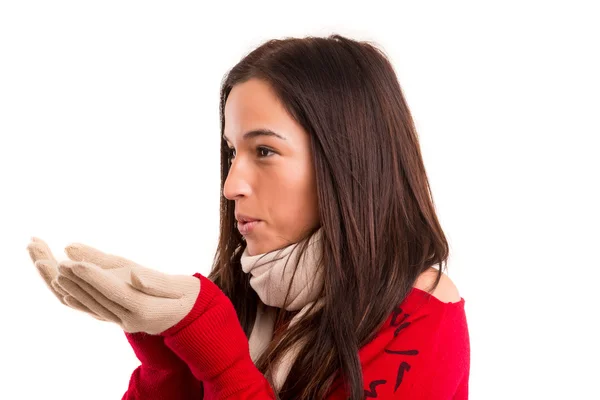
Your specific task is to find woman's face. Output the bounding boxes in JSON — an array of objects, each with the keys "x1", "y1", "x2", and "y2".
[{"x1": 223, "y1": 78, "x2": 320, "y2": 256}]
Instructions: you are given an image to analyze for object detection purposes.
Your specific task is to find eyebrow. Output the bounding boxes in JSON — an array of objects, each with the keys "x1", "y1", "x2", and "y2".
[{"x1": 222, "y1": 129, "x2": 287, "y2": 143}]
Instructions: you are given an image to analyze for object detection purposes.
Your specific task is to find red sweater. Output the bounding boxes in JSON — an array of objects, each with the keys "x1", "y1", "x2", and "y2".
[{"x1": 122, "y1": 273, "x2": 470, "y2": 399}]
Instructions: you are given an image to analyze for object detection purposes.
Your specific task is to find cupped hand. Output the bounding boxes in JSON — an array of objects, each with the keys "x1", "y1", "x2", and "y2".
[
  {"x1": 56, "y1": 242, "x2": 201, "y2": 335},
  {"x1": 26, "y1": 237, "x2": 116, "y2": 322}
]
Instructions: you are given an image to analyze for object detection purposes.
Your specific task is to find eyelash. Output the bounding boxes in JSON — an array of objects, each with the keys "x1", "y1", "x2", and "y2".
[{"x1": 227, "y1": 146, "x2": 275, "y2": 162}]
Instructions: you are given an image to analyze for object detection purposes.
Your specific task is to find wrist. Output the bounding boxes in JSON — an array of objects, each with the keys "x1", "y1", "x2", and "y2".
[
  {"x1": 125, "y1": 331, "x2": 188, "y2": 371},
  {"x1": 160, "y1": 276, "x2": 252, "y2": 381},
  {"x1": 159, "y1": 273, "x2": 218, "y2": 337}
]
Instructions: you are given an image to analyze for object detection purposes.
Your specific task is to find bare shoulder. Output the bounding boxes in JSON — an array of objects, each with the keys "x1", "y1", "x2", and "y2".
[{"x1": 413, "y1": 267, "x2": 462, "y2": 303}]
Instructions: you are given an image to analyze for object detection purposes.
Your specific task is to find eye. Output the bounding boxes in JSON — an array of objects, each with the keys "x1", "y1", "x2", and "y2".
[
  {"x1": 227, "y1": 147, "x2": 236, "y2": 162},
  {"x1": 227, "y1": 146, "x2": 275, "y2": 164},
  {"x1": 257, "y1": 146, "x2": 275, "y2": 158}
]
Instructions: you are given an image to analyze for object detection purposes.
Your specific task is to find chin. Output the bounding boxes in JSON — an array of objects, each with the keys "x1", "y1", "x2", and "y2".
[
  {"x1": 245, "y1": 241, "x2": 276, "y2": 257},
  {"x1": 244, "y1": 241, "x2": 258, "y2": 257}
]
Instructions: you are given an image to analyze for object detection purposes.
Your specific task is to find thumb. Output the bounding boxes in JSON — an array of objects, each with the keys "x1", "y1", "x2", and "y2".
[
  {"x1": 64, "y1": 243, "x2": 136, "y2": 270},
  {"x1": 130, "y1": 266, "x2": 192, "y2": 299}
]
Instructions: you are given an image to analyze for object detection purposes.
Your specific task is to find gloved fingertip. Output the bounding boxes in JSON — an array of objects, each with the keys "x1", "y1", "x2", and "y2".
[
  {"x1": 63, "y1": 295, "x2": 80, "y2": 308},
  {"x1": 27, "y1": 243, "x2": 42, "y2": 258},
  {"x1": 35, "y1": 259, "x2": 55, "y2": 273},
  {"x1": 64, "y1": 243, "x2": 85, "y2": 260},
  {"x1": 35, "y1": 267, "x2": 54, "y2": 284},
  {"x1": 57, "y1": 260, "x2": 76, "y2": 272},
  {"x1": 55, "y1": 275, "x2": 70, "y2": 287}
]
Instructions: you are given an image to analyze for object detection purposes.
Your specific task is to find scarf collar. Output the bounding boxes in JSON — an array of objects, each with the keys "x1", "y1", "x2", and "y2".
[
  {"x1": 240, "y1": 228, "x2": 324, "y2": 311},
  {"x1": 239, "y1": 228, "x2": 325, "y2": 392}
]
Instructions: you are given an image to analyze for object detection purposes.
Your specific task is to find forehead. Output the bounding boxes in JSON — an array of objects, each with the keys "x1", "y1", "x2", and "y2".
[{"x1": 224, "y1": 79, "x2": 291, "y2": 138}]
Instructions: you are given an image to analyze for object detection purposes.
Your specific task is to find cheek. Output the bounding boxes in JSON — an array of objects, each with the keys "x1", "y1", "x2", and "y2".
[{"x1": 268, "y1": 163, "x2": 319, "y2": 233}]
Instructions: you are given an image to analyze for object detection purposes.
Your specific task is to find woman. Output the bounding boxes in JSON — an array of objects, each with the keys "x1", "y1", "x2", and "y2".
[{"x1": 27, "y1": 34, "x2": 470, "y2": 399}]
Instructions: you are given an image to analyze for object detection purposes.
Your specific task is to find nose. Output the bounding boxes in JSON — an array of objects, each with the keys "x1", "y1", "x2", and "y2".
[{"x1": 223, "y1": 159, "x2": 252, "y2": 200}]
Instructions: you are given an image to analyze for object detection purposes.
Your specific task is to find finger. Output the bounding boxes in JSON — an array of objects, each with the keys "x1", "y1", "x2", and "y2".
[
  {"x1": 64, "y1": 243, "x2": 137, "y2": 271},
  {"x1": 57, "y1": 263, "x2": 128, "y2": 318},
  {"x1": 56, "y1": 260, "x2": 83, "y2": 280},
  {"x1": 63, "y1": 295, "x2": 113, "y2": 322},
  {"x1": 63, "y1": 295, "x2": 106, "y2": 320},
  {"x1": 65, "y1": 262, "x2": 146, "y2": 312},
  {"x1": 36, "y1": 260, "x2": 71, "y2": 298},
  {"x1": 34, "y1": 260, "x2": 68, "y2": 306},
  {"x1": 27, "y1": 240, "x2": 58, "y2": 264},
  {"x1": 34, "y1": 259, "x2": 58, "y2": 284},
  {"x1": 51, "y1": 278, "x2": 70, "y2": 298},
  {"x1": 56, "y1": 274, "x2": 124, "y2": 324}
]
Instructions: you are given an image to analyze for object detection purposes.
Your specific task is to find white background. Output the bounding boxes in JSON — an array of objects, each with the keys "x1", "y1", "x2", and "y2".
[{"x1": 1, "y1": 1, "x2": 598, "y2": 399}]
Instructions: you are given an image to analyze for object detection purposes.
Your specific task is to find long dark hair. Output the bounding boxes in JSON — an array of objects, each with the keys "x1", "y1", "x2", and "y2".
[{"x1": 207, "y1": 34, "x2": 449, "y2": 400}]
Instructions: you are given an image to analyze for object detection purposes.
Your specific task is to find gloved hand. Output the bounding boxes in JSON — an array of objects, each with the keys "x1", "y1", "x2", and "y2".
[
  {"x1": 26, "y1": 237, "x2": 117, "y2": 322},
  {"x1": 55, "y1": 242, "x2": 201, "y2": 335},
  {"x1": 27, "y1": 237, "x2": 206, "y2": 399},
  {"x1": 43, "y1": 240, "x2": 273, "y2": 397}
]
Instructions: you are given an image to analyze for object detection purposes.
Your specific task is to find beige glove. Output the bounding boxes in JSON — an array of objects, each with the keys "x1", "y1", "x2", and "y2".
[
  {"x1": 26, "y1": 237, "x2": 118, "y2": 322},
  {"x1": 56, "y1": 242, "x2": 201, "y2": 335}
]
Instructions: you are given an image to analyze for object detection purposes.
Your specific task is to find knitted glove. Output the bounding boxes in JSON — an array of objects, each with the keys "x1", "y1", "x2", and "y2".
[
  {"x1": 28, "y1": 237, "x2": 205, "y2": 399},
  {"x1": 56, "y1": 242, "x2": 200, "y2": 335},
  {"x1": 26, "y1": 237, "x2": 117, "y2": 322},
  {"x1": 53, "y1": 242, "x2": 274, "y2": 397}
]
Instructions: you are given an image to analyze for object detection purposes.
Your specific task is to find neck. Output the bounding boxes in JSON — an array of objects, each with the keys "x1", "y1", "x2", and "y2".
[{"x1": 240, "y1": 228, "x2": 324, "y2": 310}]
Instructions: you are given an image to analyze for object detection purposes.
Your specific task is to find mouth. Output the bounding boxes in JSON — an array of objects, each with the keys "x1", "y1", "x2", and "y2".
[
  {"x1": 237, "y1": 219, "x2": 261, "y2": 235},
  {"x1": 235, "y1": 213, "x2": 262, "y2": 235}
]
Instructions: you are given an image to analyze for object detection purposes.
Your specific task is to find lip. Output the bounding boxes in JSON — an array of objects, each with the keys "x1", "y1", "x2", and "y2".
[
  {"x1": 237, "y1": 219, "x2": 261, "y2": 235},
  {"x1": 235, "y1": 213, "x2": 261, "y2": 235},
  {"x1": 235, "y1": 213, "x2": 260, "y2": 223}
]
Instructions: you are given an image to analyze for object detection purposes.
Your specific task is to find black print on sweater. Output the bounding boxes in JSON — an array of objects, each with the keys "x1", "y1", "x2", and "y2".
[
  {"x1": 364, "y1": 380, "x2": 387, "y2": 398},
  {"x1": 362, "y1": 306, "x2": 420, "y2": 397},
  {"x1": 390, "y1": 307, "x2": 410, "y2": 337}
]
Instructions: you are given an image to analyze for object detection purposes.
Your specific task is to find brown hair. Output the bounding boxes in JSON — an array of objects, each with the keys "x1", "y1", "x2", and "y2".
[{"x1": 207, "y1": 34, "x2": 449, "y2": 400}]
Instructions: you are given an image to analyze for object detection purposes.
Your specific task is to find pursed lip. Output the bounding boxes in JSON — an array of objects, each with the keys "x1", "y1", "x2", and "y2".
[
  {"x1": 235, "y1": 216, "x2": 261, "y2": 236},
  {"x1": 235, "y1": 213, "x2": 261, "y2": 223}
]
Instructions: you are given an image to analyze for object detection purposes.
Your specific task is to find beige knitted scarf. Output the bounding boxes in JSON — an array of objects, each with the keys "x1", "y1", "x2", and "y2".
[{"x1": 240, "y1": 228, "x2": 325, "y2": 393}]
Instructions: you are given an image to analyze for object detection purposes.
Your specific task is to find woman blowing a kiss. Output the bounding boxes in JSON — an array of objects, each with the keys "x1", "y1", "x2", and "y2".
[{"x1": 27, "y1": 34, "x2": 470, "y2": 399}]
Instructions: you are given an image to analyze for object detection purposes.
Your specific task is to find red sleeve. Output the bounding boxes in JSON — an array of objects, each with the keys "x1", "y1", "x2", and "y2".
[
  {"x1": 326, "y1": 289, "x2": 470, "y2": 399},
  {"x1": 121, "y1": 331, "x2": 204, "y2": 400},
  {"x1": 408, "y1": 296, "x2": 470, "y2": 399},
  {"x1": 160, "y1": 274, "x2": 276, "y2": 400}
]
